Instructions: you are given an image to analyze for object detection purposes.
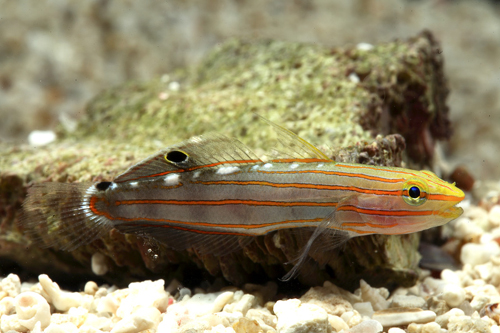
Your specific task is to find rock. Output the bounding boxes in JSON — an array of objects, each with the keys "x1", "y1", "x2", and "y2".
[
  {"x1": 274, "y1": 299, "x2": 331, "y2": 333},
  {"x1": 3, "y1": 32, "x2": 451, "y2": 288},
  {"x1": 372, "y1": 308, "x2": 436, "y2": 327}
]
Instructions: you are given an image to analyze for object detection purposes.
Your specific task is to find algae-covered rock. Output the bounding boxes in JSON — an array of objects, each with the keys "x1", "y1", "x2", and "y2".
[{"x1": 0, "y1": 30, "x2": 452, "y2": 290}]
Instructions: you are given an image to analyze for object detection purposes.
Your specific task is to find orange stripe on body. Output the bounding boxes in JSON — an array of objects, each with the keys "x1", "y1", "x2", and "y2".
[
  {"x1": 335, "y1": 164, "x2": 456, "y2": 192},
  {"x1": 89, "y1": 195, "x2": 325, "y2": 232},
  {"x1": 257, "y1": 169, "x2": 405, "y2": 183},
  {"x1": 115, "y1": 199, "x2": 339, "y2": 207},
  {"x1": 269, "y1": 158, "x2": 331, "y2": 163},
  {"x1": 194, "y1": 180, "x2": 399, "y2": 196},
  {"x1": 118, "y1": 159, "x2": 261, "y2": 182},
  {"x1": 338, "y1": 204, "x2": 434, "y2": 216}
]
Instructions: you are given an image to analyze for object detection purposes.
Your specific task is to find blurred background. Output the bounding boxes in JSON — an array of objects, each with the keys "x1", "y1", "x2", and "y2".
[{"x1": 1, "y1": 0, "x2": 499, "y2": 180}]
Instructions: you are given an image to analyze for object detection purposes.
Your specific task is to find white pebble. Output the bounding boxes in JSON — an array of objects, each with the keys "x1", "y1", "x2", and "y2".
[
  {"x1": 349, "y1": 319, "x2": 383, "y2": 333},
  {"x1": 435, "y1": 308, "x2": 465, "y2": 327},
  {"x1": 421, "y1": 322, "x2": 441, "y2": 333},
  {"x1": 91, "y1": 252, "x2": 109, "y2": 276},
  {"x1": 372, "y1": 309, "x2": 436, "y2": 327},
  {"x1": 489, "y1": 205, "x2": 500, "y2": 226},
  {"x1": 116, "y1": 279, "x2": 170, "y2": 318},
  {"x1": 168, "y1": 81, "x2": 180, "y2": 91},
  {"x1": 223, "y1": 292, "x2": 255, "y2": 315},
  {"x1": 460, "y1": 242, "x2": 500, "y2": 266},
  {"x1": 15, "y1": 291, "x2": 51, "y2": 330},
  {"x1": 357, "y1": 42, "x2": 374, "y2": 51},
  {"x1": 453, "y1": 217, "x2": 484, "y2": 240},
  {"x1": 390, "y1": 295, "x2": 426, "y2": 309},
  {"x1": 358, "y1": 279, "x2": 390, "y2": 311},
  {"x1": 0, "y1": 296, "x2": 15, "y2": 316},
  {"x1": 274, "y1": 299, "x2": 330, "y2": 333},
  {"x1": 28, "y1": 130, "x2": 57, "y2": 146},
  {"x1": 110, "y1": 306, "x2": 161, "y2": 333},
  {"x1": 84, "y1": 281, "x2": 99, "y2": 295},
  {"x1": 39, "y1": 274, "x2": 83, "y2": 312},
  {"x1": 388, "y1": 328, "x2": 406, "y2": 333},
  {"x1": 1, "y1": 274, "x2": 21, "y2": 297},
  {"x1": 441, "y1": 269, "x2": 461, "y2": 285},
  {"x1": 44, "y1": 322, "x2": 79, "y2": 333},
  {"x1": 328, "y1": 314, "x2": 349, "y2": 331},
  {"x1": 353, "y1": 302, "x2": 374, "y2": 318},
  {"x1": 442, "y1": 284, "x2": 466, "y2": 308}
]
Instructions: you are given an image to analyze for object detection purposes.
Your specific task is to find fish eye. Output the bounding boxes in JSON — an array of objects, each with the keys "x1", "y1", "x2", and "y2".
[
  {"x1": 166, "y1": 150, "x2": 189, "y2": 164},
  {"x1": 408, "y1": 186, "x2": 420, "y2": 199},
  {"x1": 403, "y1": 181, "x2": 427, "y2": 206}
]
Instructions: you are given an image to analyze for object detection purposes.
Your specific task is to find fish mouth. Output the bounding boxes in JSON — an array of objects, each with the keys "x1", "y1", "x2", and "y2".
[{"x1": 439, "y1": 205, "x2": 464, "y2": 220}]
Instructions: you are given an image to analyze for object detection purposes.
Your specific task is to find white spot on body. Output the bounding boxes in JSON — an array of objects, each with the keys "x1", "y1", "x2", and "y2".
[
  {"x1": 129, "y1": 182, "x2": 138, "y2": 187},
  {"x1": 251, "y1": 165, "x2": 259, "y2": 170},
  {"x1": 164, "y1": 174, "x2": 180, "y2": 186},
  {"x1": 216, "y1": 166, "x2": 241, "y2": 175},
  {"x1": 192, "y1": 171, "x2": 201, "y2": 179},
  {"x1": 317, "y1": 163, "x2": 324, "y2": 168},
  {"x1": 263, "y1": 163, "x2": 273, "y2": 169},
  {"x1": 290, "y1": 163, "x2": 299, "y2": 169},
  {"x1": 110, "y1": 183, "x2": 118, "y2": 190}
]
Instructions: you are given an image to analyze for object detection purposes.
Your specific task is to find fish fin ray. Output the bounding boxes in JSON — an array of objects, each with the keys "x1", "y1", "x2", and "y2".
[
  {"x1": 114, "y1": 135, "x2": 262, "y2": 183},
  {"x1": 280, "y1": 208, "x2": 349, "y2": 281},
  {"x1": 116, "y1": 223, "x2": 252, "y2": 256},
  {"x1": 19, "y1": 182, "x2": 114, "y2": 251},
  {"x1": 256, "y1": 114, "x2": 331, "y2": 161}
]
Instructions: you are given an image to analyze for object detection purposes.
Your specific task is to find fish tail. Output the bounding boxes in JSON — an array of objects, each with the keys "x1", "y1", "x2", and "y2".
[{"x1": 19, "y1": 182, "x2": 113, "y2": 251}]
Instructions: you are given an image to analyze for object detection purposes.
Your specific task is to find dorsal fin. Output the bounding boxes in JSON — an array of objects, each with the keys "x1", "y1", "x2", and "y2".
[
  {"x1": 256, "y1": 115, "x2": 331, "y2": 161},
  {"x1": 114, "y1": 134, "x2": 262, "y2": 183}
]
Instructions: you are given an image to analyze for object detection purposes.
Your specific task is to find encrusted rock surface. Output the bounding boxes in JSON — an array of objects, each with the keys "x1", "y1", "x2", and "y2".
[{"x1": 1, "y1": 31, "x2": 452, "y2": 288}]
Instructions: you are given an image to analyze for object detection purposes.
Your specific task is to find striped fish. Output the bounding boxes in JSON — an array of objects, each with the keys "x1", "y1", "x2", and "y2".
[{"x1": 20, "y1": 120, "x2": 464, "y2": 280}]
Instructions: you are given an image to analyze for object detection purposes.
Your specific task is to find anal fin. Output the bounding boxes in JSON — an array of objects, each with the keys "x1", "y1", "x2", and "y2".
[{"x1": 116, "y1": 223, "x2": 253, "y2": 256}]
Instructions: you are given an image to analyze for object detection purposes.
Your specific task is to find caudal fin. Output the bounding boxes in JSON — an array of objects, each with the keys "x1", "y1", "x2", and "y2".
[{"x1": 19, "y1": 182, "x2": 113, "y2": 251}]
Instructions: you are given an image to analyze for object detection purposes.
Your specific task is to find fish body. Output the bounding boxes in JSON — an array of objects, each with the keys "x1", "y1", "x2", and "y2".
[{"x1": 20, "y1": 124, "x2": 464, "y2": 280}]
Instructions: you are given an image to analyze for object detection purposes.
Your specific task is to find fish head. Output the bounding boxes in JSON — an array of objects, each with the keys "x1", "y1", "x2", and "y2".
[{"x1": 400, "y1": 170, "x2": 465, "y2": 228}]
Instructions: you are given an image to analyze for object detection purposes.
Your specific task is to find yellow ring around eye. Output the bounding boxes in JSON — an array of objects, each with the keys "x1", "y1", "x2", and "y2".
[
  {"x1": 403, "y1": 179, "x2": 428, "y2": 206},
  {"x1": 165, "y1": 150, "x2": 190, "y2": 164}
]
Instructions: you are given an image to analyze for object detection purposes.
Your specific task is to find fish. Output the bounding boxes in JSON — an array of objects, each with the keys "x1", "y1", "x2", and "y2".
[{"x1": 19, "y1": 119, "x2": 465, "y2": 281}]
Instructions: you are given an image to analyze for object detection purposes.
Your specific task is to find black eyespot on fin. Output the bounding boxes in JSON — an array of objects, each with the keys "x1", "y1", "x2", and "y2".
[
  {"x1": 166, "y1": 150, "x2": 188, "y2": 163},
  {"x1": 409, "y1": 186, "x2": 420, "y2": 199},
  {"x1": 96, "y1": 182, "x2": 112, "y2": 191}
]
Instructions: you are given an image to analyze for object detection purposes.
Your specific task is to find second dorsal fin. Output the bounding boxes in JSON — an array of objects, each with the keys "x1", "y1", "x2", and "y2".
[{"x1": 256, "y1": 115, "x2": 331, "y2": 161}]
